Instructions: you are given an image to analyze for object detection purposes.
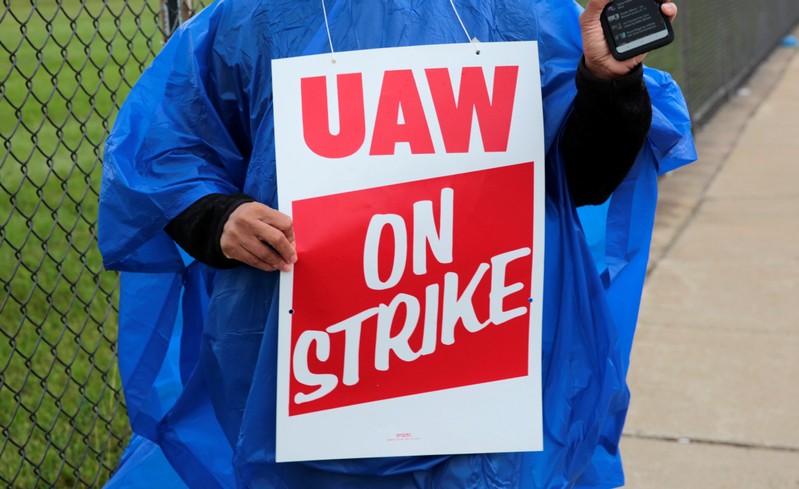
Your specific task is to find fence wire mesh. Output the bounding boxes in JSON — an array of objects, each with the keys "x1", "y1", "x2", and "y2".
[
  {"x1": 0, "y1": 0, "x2": 797, "y2": 487},
  {"x1": 0, "y1": 0, "x2": 203, "y2": 486},
  {"x1": 676, "y1": 0, "x2": 799, "y2": 123}
]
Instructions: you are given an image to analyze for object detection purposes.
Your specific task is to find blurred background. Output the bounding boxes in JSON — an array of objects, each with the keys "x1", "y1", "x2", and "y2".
[{"x1": 1, "y1": 0, "x2": 798, "y2": 487}]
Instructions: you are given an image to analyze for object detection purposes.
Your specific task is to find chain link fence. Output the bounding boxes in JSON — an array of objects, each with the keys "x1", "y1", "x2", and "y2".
[
  {"x1": 1, "y1": 0, "x2": 797, "y2": 487},
  {"x1": 671, "y1": 0, "x2": 799, "y2": 123},
  {"x1": 0, "y1": 0, "x2": 204, "y2": 486}
]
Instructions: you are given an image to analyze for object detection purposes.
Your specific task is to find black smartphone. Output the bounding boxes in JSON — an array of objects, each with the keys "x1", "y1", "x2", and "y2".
[{"x1": 600, "y1": 0, "x2": 674, "y2": 61}]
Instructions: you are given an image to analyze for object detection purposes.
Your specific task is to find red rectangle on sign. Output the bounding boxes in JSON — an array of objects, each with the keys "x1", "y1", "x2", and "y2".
[{"x1": 289, "y1": 162, "x2": 535, "y2": 416}]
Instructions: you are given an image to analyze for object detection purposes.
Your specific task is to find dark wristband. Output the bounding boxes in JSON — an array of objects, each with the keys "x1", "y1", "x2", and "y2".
[
  {"x1": 165, "y1": 193, "x2": 255, "y2": 268},
  {"x1": 575, "y1": 57, "x2": 646, "y2": 99}
]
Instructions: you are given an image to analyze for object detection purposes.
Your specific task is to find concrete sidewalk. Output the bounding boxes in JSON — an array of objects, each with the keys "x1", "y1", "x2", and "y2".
[{"x1": 618, "y1": 29, "x2": 799, "y2": 489}]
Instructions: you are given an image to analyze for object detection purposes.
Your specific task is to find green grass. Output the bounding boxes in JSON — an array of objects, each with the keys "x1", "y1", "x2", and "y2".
[{"x1": 0, "y1": 0, "x2": 166, "y2": 486}]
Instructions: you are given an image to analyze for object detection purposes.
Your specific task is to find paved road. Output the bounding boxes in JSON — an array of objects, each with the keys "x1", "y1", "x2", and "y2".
[{"x1": 619, "y1": 29, "x2": 799, "y2": 489}]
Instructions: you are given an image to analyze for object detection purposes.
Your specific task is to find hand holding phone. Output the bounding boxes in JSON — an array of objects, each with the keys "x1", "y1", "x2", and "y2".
[
  {"x1": 580, "y1": 0, "x2": 677, "y2": 79},
  {"x1": 600, "y1": 0, "x2": 674, "y2": 61}
]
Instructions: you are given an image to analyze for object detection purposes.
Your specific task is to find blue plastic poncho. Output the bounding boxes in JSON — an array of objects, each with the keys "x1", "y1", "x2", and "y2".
[{"x1": 99, "y1": 0, "x2": 696, "y2": 487}]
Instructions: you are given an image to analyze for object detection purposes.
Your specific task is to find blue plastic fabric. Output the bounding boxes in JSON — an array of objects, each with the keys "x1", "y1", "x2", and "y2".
[{"x1": 99, "y1": 1, "x2": 696, "y2": 487}]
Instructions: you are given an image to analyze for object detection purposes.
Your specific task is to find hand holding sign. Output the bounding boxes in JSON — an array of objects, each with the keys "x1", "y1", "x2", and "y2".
[{"x1": 220, "y1": 201, "x2": 297, "y2": 272}]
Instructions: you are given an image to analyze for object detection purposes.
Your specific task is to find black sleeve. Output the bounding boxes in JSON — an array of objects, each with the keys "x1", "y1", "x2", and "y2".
[
  {"x1": 164, "y1": 193, "x2": 255, "y2": 268},
  {"x1": 562, "y1": 59, "x2": 652, "y2": 206}
]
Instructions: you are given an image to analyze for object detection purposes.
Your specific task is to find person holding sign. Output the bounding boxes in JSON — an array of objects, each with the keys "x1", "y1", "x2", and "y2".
[{"x1": 99, "y1": 0, "x2": 695, "y2": 488}]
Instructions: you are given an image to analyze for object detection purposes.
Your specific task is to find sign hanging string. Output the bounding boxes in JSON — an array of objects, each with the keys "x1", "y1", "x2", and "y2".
[
  {"x1": 321, "y1": 0, "x2": 480, "y2": 63},
  {"x1": 321, "y1": 0, "x2": 336, "y2": 63},
  {"x1": 448, "y1": 0, "x2": 475, "y2": 45}
]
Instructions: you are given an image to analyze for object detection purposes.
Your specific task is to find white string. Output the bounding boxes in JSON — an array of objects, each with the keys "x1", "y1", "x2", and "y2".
[
  {"x1": 321, "y1": 0, "x2": 336, "y2": 62},
  {"x1": 448, "y1": 0, "x2": 473, "y2": 43},
  {"x1": 322, "y1": 0, "x2": 478, "y2": 60}
]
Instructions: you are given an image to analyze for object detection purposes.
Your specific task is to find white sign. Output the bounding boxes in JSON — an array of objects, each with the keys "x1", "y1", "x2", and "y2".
[{"x1": 273, "y1": 42, "x2": 545, "y2": 462}]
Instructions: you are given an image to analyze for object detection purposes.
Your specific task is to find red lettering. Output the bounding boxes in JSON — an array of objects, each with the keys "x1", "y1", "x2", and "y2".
[
  {"x1": 301, "y1": 73, "x2": 366, "y2": 158},
  {"x1": 369, "y1": 70, "x2": 435, "y2": 156},
  {"x1": 425, "y1": 66, "x2": 518, "y2": 153}
]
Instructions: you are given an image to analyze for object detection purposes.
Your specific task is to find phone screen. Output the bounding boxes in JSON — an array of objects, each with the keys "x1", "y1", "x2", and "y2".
[{"x1": 604, "y1": 0, "x2": 670, "y2": 55}]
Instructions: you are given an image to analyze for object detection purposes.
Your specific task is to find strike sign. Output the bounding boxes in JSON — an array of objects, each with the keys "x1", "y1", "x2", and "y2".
[{"x1": 273, "y1": 42, "x2": 545, "y2": 462}]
